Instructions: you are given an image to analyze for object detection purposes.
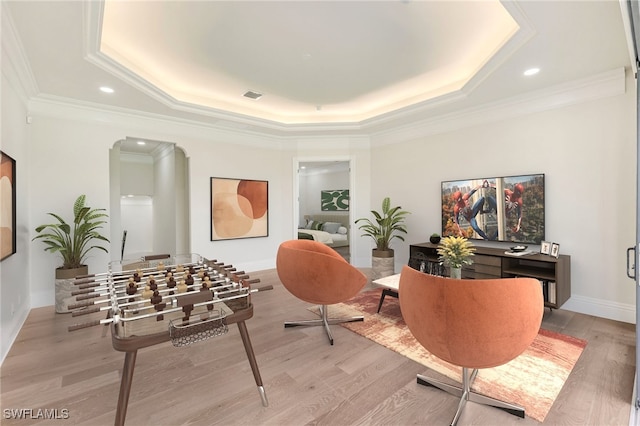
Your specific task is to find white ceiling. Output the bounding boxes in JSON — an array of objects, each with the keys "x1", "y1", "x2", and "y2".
[{"x1": 3, "y1": 0, "x2": 633, "y2": 137}]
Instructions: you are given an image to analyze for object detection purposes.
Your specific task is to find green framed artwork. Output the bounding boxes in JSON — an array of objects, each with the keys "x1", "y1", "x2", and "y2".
[{"x1": 321, "y1": 189, "x2": 349, "y2": 211}]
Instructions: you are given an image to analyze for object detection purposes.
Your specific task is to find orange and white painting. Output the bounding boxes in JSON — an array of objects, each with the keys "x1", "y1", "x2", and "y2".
[
  {"x1": 210, "y1": 177, "x2": 268, "y2": 240},
  {"x1": 0, "y1": 151, "x2": 16, "y2": 260}
]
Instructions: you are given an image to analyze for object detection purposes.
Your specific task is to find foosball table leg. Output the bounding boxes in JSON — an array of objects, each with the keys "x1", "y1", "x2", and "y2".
[
  {"x1": 236, "y1": 320, "x2": 269, "y2": 407},
  {"x1": 115, "y1": 350, "x2": 137, "y2": 426}
]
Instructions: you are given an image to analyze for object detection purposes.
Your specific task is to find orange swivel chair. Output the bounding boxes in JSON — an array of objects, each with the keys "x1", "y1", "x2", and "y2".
[
  {"x1": 398, "y1": 265, "x2": 543, "y2": 425},
  {"x1": 276, "y1": 240, "x2": 368, "y2": 345}
]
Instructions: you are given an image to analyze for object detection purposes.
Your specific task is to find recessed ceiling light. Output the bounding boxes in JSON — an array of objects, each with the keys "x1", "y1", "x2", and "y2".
[
  {"x1": 100, "y1": 86, "x2": 114, "y2": 93},
  {"x1": 523, "y1": 68, "x2": 540, "y2": 77},
  {"x1": 137, "y1": 141, "x2": 146, "y2": 145}
]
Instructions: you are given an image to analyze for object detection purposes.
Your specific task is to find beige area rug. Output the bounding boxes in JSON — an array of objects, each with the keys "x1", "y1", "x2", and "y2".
[{"x1": 311, "y1": 289, "x2": 586, "y2": 423}]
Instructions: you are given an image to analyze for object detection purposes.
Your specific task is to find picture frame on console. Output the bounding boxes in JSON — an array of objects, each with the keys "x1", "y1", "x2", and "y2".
[
  {"x1": 540, "y1": 241, "x2": 551, "y2": 255},
  {"x1": 441, "y1": 173, "x2": 545, "y2": 245},
  {"x1": 551, "y1": 243, "x2": 560, "y2": 258}
]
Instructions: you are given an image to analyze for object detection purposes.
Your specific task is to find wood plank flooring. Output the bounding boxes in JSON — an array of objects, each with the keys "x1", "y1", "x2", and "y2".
[{"x1": 0, "y1": 268, "x2": 636, "y2": 425}]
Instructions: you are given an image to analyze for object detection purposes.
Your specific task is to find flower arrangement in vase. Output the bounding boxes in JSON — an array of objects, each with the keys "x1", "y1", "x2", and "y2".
[{"x1": 436, "y1": 236, "x2": 475, "y2": 278}]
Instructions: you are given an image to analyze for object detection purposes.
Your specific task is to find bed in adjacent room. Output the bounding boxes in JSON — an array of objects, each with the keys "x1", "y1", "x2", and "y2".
[{"x1": 298, "y1": 214, "x2": 350, "y2": 248}]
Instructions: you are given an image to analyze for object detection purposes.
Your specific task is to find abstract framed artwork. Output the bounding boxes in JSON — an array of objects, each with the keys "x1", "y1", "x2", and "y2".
[
  {"x1": 1, "y1": 151, "x2": 16, "y2": 260},
  {"x1": 210, "y1": 177, "x2": 268, "y2": 241},
  {"x1": 321, "y1": 189, "x2": 349, "y2": 211}
]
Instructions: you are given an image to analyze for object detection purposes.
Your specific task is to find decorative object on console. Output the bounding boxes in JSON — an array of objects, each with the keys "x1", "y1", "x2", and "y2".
[
  {"x1": 429, "y1": 233, "x2": 441, "y2": 244},
  {"x1": 355, "y1": 197, "x2": 410, "y2": 280},
  {"x1": 0, "y1": 150, "x2": 16, "y2": 261},
  {"x1": 436, "y1": 236, "x2": 475, "y2": 279},
  {"x1": 210, "y1": 177, "x2": 268, "y2": 241},
  {"x1": 321, "y1": 189, "x2": 349, "y2": 211},
  {"x1": 540, "y1": 241, "x2": 551, "y2": 255},
  {"x1": 441, "y1": 173, "x2": 545, "y2": 244},
  {"x1": 551, "y1": 243, "x2": 560, "y2": 258}
]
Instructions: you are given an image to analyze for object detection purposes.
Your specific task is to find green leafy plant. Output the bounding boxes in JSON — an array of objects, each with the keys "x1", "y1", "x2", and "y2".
[
  {"x1": 32, "y1": 195, "x2": 109, "y2": 269},
  {"x1": 355, "y1": 197, "x2": 410, "y2": 251},
  {"x1": 437, "y1": 235, "x2": 475, "y2": 268},
  {"x1": 431, "y1": 233, "x2": 440, "y2": 237}
]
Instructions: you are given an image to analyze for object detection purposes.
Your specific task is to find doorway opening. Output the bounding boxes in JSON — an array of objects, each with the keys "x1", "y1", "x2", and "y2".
[
  {"x1": 110, "y1": 137, "x2": 190, "y2": 261},
  {"x1": 296, "y1": 159, "x2": 352, "y2": 262}
]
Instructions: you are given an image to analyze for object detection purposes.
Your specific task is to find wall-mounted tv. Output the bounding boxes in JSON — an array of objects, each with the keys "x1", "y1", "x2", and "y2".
[{"x1": 441, "y1": 174, "x2": 545, "y2": 244}]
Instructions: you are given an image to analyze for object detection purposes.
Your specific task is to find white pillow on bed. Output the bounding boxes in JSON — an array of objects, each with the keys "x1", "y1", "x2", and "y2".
[
  {"x1": 337, "y1": 226, "x2": 348, "y2": 235},
  {"x1": 322, "y1": 222, "x2": 342, "y2": 234}
]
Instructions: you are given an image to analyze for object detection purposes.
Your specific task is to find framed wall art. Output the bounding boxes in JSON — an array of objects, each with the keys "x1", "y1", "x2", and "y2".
[
  {"x1": 1, "y1": 151, "x2": 16, "y2": 260},
  {"x1": 321, "y1": 189, "x2": 349, "y2": 211},
  {"x1": 210, "y1": 177, "x2": 268, "y2": 241}
]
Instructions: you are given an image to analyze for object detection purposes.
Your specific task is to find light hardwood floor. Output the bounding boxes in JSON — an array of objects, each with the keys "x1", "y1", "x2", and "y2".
[{"x1": 0, "y1": 268, "x2": 636, "y2": 425}]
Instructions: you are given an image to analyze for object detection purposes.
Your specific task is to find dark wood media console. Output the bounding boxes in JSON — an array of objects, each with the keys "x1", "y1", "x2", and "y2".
[{"x1": 409, "y1": 242, "x2": 571, "y2": 309}]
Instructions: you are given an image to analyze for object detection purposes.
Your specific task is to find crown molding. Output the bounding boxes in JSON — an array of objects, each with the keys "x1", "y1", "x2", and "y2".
[
  {"x1": 371, "y1": 67, "x2": 627, "y2": 146},
  {"x1": 1, "y1": 3, "x2": 39, "y2": 103},
  {"x1": 24, "y1": 67, "x2": 626, "y2": 149}
]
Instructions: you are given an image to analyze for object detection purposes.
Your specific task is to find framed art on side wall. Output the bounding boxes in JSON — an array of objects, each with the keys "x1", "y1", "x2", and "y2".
[
  {"x1": 321, "y1": 189, "x2": 349, "y2": 211},
  {"x1": 0, "y1": 151, "x2": 16, "y2": 260},
  {"x1": 210, "y1": 177, "x2": 268, "y2": 241}
]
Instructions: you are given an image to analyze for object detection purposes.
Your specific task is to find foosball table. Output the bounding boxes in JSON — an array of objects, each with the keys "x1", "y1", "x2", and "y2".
[{"x1": 67, "y1": 254, "x2": 269, "y2": 426}]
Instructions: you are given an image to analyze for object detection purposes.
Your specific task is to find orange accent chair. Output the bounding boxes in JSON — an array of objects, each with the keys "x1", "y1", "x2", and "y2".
[
  {"x1": 398, "y1": 265, "x2": 543, "y2": 425},
  {"x1": 276, "y1": 240, "x2": 368, "y2": 345}
]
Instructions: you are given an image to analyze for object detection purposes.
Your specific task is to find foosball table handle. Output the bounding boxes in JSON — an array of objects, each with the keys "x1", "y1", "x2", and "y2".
[
  {"x1": 68, "y1": 320, "x2": 102, "y2": 331},
  {"x1": 71, "y1": 306, "x2": 101, "y2": 317}
]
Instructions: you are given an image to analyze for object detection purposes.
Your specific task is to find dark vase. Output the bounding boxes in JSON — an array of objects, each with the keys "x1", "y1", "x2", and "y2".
[{"x1": 430, "y1": 235, "x2": 441, "y2": 244}]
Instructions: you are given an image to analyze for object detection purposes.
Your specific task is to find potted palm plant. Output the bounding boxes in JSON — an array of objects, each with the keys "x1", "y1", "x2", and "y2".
[
  {"x1": 33, "y1": 195, "x2": 109, "y2": 312},
  {"x1": 437, "y1": 235, "x2": 475, "y2": 279},
  {"x1": 355, "y1": 197, "x2": 410, "y2": 279}
]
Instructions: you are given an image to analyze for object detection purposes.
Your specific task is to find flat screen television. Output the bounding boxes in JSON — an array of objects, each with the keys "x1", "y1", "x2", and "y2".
[{"x1": 441, "y1": 173, "x2": 545, "y2": 244}]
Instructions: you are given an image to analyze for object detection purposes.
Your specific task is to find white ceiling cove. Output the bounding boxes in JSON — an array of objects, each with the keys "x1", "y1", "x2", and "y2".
[{"x1": 3, "y1": 0, "x2": 632, "y2": 133}]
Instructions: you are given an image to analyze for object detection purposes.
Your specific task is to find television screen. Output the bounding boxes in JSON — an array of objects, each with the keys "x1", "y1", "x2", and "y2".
[{"x1": 441, "y1": 174, "x2": 545, "y2": 244}]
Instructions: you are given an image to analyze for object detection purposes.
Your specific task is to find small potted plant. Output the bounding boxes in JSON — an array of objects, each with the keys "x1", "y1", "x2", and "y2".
[
  {"x1": 436, "y1": 235, "x2": 475, "y2": 279},
  {"x1": 430, "y1": 233, "x2": 441, "y2": 244},
  {"x1": 355, "y1": 197, "x2": 410, "y2": 279}
]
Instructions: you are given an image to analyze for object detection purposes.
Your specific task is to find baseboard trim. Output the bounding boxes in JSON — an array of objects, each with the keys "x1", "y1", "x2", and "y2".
[{"x1": 561, "y1": 294, "x2": 635, "y2": 324}]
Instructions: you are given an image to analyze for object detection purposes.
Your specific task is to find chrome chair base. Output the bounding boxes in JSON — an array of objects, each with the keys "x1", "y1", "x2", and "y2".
[
  {"x1": 284, "y1": 304, "x2": 364, "y2": 345},
  {"x1": 417, "y1": 367, "x2": 525, "y2": 426}
]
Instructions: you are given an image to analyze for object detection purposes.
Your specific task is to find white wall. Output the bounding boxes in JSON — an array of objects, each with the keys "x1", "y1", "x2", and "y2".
[
  {"x1": 120, "y1": 196, "x2": 153, "y2": 257},
  {"x1": 0, "y1": 70, "x2": 31, "y2": 361},
  {"x1": 120, "y1": 153, "x2": 154, "y2": 196},
  {"x1": 152, "y1": 144, "x2": 176, "y2": 256},
  {"x1": 370, "y1": 70, "x2": 637, "y2": 323}
]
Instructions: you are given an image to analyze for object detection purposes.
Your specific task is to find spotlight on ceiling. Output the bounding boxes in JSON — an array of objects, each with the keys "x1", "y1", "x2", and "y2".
[
  {"x1": 100, "y1": 86, "x2": 114, "y2": 93},
  {"x1": 523, "y1": 67, "x2": 540, "y2": 76},
  {"x1": 243, "y1": 90, "x2": 263, "y2": 100}
]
